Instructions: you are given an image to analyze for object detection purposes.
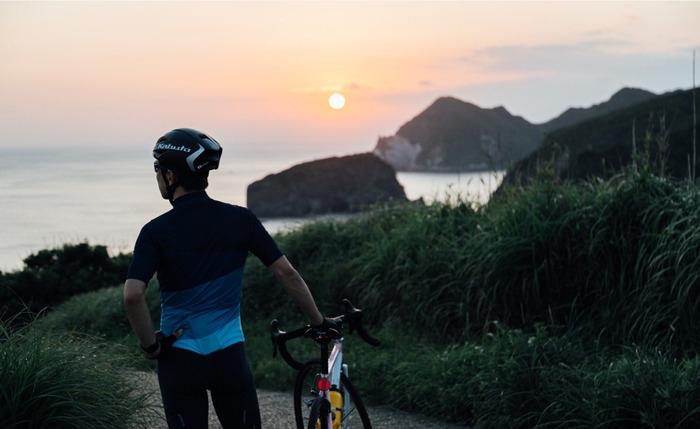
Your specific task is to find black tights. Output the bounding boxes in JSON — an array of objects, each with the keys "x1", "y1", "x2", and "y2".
[{"x1": 157, "y1": 342, "x2": 262, "y2": 429}]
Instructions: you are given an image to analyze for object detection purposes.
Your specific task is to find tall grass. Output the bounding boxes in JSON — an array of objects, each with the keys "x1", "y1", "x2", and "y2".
[
  {"x1": 27, "y1": 166, "x2": 700, "y2": 427},
  {"x1": 241, "y1": 168, "x2": 700, "y2": 353},
  {"x1": 42, "y1": 278, "x2": 161, "y2": 343},
  {"x1": 0, "y1": 311, "x2": 158, "y2": 428},
  {"x1": 43, "y1": 284, "x2": 700, "y2": 428},
  {"x1": 238, "y1": 167, "x2": 700, "y2": 426}
]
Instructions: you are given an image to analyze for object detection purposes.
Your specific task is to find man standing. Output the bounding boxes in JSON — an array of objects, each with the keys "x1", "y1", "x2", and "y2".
[{"x1": 124, "y1": 128, "x2": 336, "y2": 428}]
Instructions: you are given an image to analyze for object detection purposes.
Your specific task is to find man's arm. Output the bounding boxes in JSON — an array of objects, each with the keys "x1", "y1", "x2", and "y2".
[
  {"x1": 267, "y1": 256, "x2": 324, "y2": 326},
  {"x1": 124, "y1": 278, "x2": 182, "y2": 359},
  {"x1": 123, "y1": 279, "x2": 159, "y2": 356}
]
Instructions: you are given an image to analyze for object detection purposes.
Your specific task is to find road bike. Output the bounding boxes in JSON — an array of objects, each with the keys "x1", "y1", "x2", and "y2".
[{"x1": 270, "y1": 299, "x2": 381, "y2": 429}]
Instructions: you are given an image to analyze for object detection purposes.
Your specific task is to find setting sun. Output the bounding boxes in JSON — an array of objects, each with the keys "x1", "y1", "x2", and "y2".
[{"x1": 328, "y1": 93, "x2": 346, "y2": 109}]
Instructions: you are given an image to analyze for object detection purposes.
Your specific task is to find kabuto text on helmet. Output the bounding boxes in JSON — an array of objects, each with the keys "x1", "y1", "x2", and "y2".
[{"x1": 153, "y1": 128, "x2": 222, "y2": 177}]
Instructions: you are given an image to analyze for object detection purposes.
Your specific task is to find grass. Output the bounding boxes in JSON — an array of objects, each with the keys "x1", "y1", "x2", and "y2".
[
  {"x1": 42, "y1": 277, "x2": 161, "y2": 344},
  {"x1": 240, "y1": 167, "x2": 700, "y2": 354},
  {"x1": 15, "y1": 166, "x2": 700, "y2": 427},
  {"x1": 239, "y1": 167, "x2": 700, "y2": 427},
  {"x1": 0, "y1": 310, "x2": 159, "y2": 429}
]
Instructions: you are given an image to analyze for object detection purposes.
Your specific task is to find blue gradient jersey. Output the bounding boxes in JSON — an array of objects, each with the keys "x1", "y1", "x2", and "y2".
[{"x1": 126, "y1": 191, "x2": 282, "y2": 355}]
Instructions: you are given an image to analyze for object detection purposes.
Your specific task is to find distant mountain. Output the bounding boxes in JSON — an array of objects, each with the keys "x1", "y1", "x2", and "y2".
[
  {"x1": 539, "y1": 88, "x2": 657, "y2": 133},
  {"x1": 372, "y1": 89, "x2": 658, "y2": 173},
  {"x1": 247, "y1": 153, "x2": 407, "y2": 217},
  {"x1": 373, "y1": 97, "x2": 543, "y2": 172},
  {"x1": 500, "y1": 88, "x2": 697, "y2": 189}
]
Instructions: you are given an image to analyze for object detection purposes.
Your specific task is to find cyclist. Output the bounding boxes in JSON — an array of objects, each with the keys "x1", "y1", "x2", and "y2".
[{"x1": 123, "y1": 128, "x2": 338, "y2": 429}]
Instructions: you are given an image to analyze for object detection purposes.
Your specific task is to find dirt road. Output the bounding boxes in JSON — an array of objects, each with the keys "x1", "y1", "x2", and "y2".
[{"x1": 147, "y1": 373, "x2": 469, "y2": 428}]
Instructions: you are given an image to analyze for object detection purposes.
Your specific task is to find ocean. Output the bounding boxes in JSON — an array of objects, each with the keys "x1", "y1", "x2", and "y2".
[{"x1": 0, "y1": 146, "x2": 503, "y2": 272}]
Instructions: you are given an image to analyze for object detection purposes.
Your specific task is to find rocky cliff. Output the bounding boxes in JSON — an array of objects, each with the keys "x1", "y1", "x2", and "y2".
[
  {"x1": 247, "y1": 153, "x2": 408, "y2": 217},
  {"x1": 373, "y1": 97, "x2": 544, "y2": 172},
  {"x1": 373, "y1": 89, "x2": 659, "y2": 173}
]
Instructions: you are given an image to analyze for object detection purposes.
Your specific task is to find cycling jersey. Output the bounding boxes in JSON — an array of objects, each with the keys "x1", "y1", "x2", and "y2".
[{"x1": 127, "y1": 191, "x2": 282, "y2": 355}]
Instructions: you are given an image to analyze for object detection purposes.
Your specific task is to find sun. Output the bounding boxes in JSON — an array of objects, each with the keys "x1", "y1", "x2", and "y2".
[{"x1": 328, "y1": 93, "x2": 346, "y2": 109}]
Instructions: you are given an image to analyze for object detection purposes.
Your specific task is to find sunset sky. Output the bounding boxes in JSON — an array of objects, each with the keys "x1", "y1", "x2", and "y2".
[{"x1": 1, "y1": 1, "x2": 698, "y2": 154}]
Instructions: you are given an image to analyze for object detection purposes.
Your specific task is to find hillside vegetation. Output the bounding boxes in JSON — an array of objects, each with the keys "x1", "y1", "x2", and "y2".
[
  {"x1": 538, "y1": 87, "x2": 656, "y2": 133},
  {"x1": 0, "y1": 242, "x2": 130, "y2": 321},
  {"x1": 504, "y1": 88, "x2": 696, "y2": 186},
  {"x1": 6, "y1": 163, "x2": 700, "y2": 427},
  {"x1": 240, "y1": 163, "x2": 700, "y2": 427}
]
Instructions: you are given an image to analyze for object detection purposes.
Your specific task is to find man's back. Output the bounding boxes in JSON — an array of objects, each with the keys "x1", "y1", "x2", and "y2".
[{"x1": 127, "y1": 191, "x2": 282, "y2": 355}]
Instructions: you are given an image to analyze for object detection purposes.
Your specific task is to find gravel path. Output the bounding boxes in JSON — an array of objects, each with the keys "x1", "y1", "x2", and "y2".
[{"x1": 146, "y1": 373, "x2": 469, "y2": 429}]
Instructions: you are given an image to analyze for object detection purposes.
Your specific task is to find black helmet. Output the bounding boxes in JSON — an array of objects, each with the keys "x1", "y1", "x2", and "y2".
[{"x1": 153, "y1": 128, "x2": 222, "y2": 177}]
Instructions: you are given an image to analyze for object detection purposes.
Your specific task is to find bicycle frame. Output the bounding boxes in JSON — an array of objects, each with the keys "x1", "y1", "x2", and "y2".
[
  {"x1": 318, "y1": 338, "x2": 349, "y2": 429},
  {"x1": 270, "y1": 299, "x2": 381, "y2": 429}
]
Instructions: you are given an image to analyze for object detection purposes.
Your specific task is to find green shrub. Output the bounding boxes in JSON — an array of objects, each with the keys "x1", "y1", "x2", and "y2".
[
  {"x1": 0, "y1": 242, "x2": 131, "y2": 320},
  {"x1": 467, "y1": 324, "x2": 700, "y2": 429},
  {"x1": 240, "y1": 171, "x2": 700, "y2": 425},
  {"x1": 0, "y1": 311, "x2": 158, "y2": 428},
  {"x1": 242, "y1": 197, "x2": 480, "y2": 338},
  {"x1": 244, "y1": 171, "x2": 700, "y2": 352},
  {"x1": 42, "y1": 278, "x2": 161, "y2": 343},
  {"x1": 18, "y1": 167, "x2": 700, "y2": 427}
]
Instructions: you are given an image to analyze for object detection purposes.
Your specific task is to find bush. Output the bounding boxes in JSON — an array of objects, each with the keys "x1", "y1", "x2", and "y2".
[
  {"x1": 42, "y1": 278, "x2": 161, "y2": 343},
  {"x1": 466, "y1": 324, "x2": 700, "y2": 429},
  {"x1": 17, "y1": 167, "x2": 700, "y2": 427},
  {"x1": 245, "y1": 171, "x2": 700, "y2": 352},
  {"x1": 0, "y1": 242, "x2": 131, "y2": 320},
  {"x1": 240, "y1": 169, "x2": 700, "y2": 425},
  {"x1": 0, "y1": 311, "x2": 158, "y2": 428}
]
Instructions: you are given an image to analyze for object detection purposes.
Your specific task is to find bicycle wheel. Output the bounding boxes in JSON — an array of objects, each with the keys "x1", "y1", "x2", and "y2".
[
  {"x1": 294, "y1": 358, "x2": 372, "y2": 429},
  {"x1": 307, "y1": 396, "x2": 330, "y2": 429}
]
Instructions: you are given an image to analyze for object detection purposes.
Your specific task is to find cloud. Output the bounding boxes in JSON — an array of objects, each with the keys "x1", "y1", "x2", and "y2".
[
  {"x1": 459, "y1": 39, "x2": 637, "y2": 72},
  {"x1": 418, "y1": 80, "x2": 431, "y2": 87},
  {"x1": 414, "y1": 39, "x2": 695, "y2": 124},
  {"x1": 451, "y1": 39, "x2": 693, "y2": 87}
]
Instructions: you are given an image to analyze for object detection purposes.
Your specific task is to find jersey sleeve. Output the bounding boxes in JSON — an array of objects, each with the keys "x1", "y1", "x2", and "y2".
[
  {"x1": 247, "y1": 211, "x2": 283, "y2": 267},
  {"x1": 126, "y1": 224, "x2": 160, "y2": 283}
]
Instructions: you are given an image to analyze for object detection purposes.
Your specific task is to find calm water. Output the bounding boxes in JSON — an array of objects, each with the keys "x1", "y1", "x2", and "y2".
[{"x1": 0, "y1": 146, "x2": 502, "y2": 272}]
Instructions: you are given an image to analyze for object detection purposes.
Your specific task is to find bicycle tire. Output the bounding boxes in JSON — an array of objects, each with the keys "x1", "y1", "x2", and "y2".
[
  {"x1": 307, "y1": 396, "x2": 330, "y2": 429},
  {"x1": 294, "y1": 358, "x2": 372, "y2": 429}
]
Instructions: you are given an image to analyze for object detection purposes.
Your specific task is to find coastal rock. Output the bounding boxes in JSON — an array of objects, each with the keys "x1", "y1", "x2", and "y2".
[
  {"x1": 373, "y1": 89, "x2": 659, "y2": 173},
  {"x1": 373, "y1": 135, "x2": 422, "y2": 171},
  {"x1": 247, "y1": 153, "x2": 408, "y2": 218},
  {"x1": 373, "y1": 96, "x2": 544, "y2": 172}
]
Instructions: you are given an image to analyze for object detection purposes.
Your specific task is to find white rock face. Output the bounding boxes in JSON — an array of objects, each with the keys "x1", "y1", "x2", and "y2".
[{"x1": 372, "y1": 135, "x2": 422, "y2": 171}]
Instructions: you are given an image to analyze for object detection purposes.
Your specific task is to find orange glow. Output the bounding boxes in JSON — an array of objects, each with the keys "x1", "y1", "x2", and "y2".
[{"x1": 1, "y1": 1, "x2": 698, "y2": 148}]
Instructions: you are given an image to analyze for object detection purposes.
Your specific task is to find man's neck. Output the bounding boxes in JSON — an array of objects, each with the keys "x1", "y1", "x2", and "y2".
[{"x1": 171, "y1": 187, "x2": 197, "y2": 201}]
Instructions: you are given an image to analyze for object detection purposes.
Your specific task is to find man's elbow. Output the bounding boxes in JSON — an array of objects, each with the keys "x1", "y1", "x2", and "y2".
[
  {"x1": 123, "y1": 280, "x2": 146, "y2": 308},
  {"x1": 277, "y1": 265, "x2": 299, "y2": 281},
  {"x1": 269, "y1": 257, "x2": 300, "y2": 281}
]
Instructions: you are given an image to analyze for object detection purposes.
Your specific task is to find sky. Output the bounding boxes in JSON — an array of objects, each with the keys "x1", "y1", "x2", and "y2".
[{"x1": 1, "y1": 1, "x2": 699, "y2": 155}]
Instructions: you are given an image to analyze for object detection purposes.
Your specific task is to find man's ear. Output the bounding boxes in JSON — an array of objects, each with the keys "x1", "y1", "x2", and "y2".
[{"x1": 167, "y1": 170, "x2": 178, "y2": 186}]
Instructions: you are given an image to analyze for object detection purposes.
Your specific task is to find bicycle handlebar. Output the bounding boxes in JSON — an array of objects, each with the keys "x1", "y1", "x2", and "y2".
[{"x1": 270, "y1": 299, "x2": 381, "y2": 370}]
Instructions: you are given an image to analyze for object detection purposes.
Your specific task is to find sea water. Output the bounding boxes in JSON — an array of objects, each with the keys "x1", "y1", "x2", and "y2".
[{"x1": 0, "y1": 146, "x2": 502, "y2": 272}]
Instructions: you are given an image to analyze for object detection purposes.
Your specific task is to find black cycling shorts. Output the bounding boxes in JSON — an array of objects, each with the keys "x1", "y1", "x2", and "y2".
[{"x1": 157, "y1": 342, "x2": 261, "y2": 429}]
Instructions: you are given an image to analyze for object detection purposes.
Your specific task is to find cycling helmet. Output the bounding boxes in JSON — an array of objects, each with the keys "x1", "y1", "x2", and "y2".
[
  {"x1": 153, "y1": 128, "x2": 223, "y2": 200},
  {"x1": 153, "y1": 128, "x2": 222, "y2": 176}
]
